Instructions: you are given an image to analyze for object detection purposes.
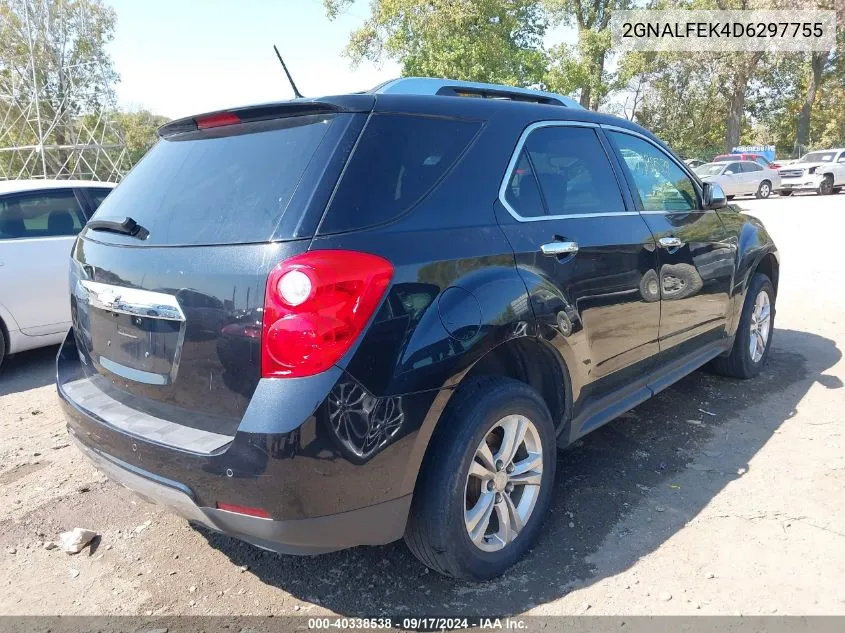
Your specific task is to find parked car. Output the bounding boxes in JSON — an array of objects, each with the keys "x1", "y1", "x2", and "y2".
[
  {"x1": 694, "y1": 160, "x2": 780, "y2": 199},
  {"x1": 57, "y1": 77, "x2": 779, "y2": 580},
  {"x1": 0, "y1": 179, "x2": 116, "y2": 369},
  {"x1": 777, "y1": 148, "x2": 845, "y2": 196},
  {"x1": 713, "y1": 153, "x2": 781, "y2": 170}
]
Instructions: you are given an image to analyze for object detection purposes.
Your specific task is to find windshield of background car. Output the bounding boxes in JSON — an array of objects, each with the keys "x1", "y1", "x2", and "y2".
[
  {"x1": 800, "y1": 152, "x2": 836, "y2": 163},
  {"x1": 694, "y1": 164, "x2": 726, "y2": 177}
]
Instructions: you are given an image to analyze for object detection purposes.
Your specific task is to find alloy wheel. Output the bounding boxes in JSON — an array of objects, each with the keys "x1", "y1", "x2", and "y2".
[
  {"x1": 464, "y1": 414, "x2": 543, "y2": 552},
  {"x1": 749, "y1": 290, "x2": 771, "y2": 363}
]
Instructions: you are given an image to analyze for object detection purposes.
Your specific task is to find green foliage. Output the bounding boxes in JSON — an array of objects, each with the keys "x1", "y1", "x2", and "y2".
[
  {"x1": 115, "y1": 110, "x2": 168, "y2": 167},
  {"x1": 323, "y1": 0, "x2": 549, "y2": 86}
]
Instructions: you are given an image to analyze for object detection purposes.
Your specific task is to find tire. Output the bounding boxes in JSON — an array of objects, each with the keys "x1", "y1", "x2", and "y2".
[
  {"x1": 710, "y1": 273, "x2": 775, "y2": 379},
  {"x1": 817, "y1": 175, "x2": 834, "y2": 195},
  {"x1": 779, "y1": 190, "x2": 793, "y2": 196},
  {"x1": 404, "y1": 376, "x2": 557, "y2": 580},
  {"x1": 833, "y1": 187, "x2": 842, "y2": 194},
  {"x1": 0, "y1": 326, "x2": 5, "y2": 371},
  {"x1": 639, "y1": 269, "x2": 660, "y2": 303},
  {"x1": 755, "y1": 180, "x2": 772, "y2": 199}
]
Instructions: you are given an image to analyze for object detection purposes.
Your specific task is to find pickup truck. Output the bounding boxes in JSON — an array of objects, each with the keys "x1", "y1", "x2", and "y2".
[{"x1": 777, "y1": 148, "x2": 845, "y2": 196}]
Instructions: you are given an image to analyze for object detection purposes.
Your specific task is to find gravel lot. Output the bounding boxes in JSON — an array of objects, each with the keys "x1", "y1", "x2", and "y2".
[{"x1": 1, "y1": 192, "x2": 844, "y2": 617}]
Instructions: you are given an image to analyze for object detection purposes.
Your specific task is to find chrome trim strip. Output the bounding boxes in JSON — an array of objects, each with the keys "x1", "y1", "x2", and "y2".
[
  {"x1": 99, "y1": 357, "x2": 169, "y2": 386},
  {"x1": 76, "y1": 280, "x2": 185, "y2": 322},
  {"x1": 498, "y1": 120, "x2": 639, "y2": 222}
]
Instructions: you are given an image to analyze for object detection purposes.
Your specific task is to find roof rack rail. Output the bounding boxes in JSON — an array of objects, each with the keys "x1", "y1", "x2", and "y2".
[{"x1": 369, "y1": 77, "x2": 582, "y2": 109}]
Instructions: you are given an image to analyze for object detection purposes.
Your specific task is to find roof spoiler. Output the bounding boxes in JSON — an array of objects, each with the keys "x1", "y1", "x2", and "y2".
[{"x1": 157, "y1": 96, "x2": 374, "y2": 138}]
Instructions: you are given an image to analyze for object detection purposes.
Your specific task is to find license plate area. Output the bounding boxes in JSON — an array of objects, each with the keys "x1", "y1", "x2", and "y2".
[{"x1": 75, "y1": 280, "x2": 186, "y2": 386}]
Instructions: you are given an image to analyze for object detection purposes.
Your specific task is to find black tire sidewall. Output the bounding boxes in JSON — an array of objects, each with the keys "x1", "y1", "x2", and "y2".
[
  {"x1": 0, "y1": 327, "x2": 5, "y2": 370},
  {"x1": 421, "y1": 378, "x2": 556, "y2": 579},
  {"x1": 734, "y1": 274, "x2": 775, "y2": 377}
]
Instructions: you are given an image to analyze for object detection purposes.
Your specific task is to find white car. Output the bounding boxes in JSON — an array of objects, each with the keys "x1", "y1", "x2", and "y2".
[
  {"x1": 694, "y1": 160, "x2": 781, "y2": 199},
  {"x1": 778, "y1": 148, "x2": 845, "y2": 196},
  {"x1": 0, "y1": 179, "x2": 116, "y2": 369}
]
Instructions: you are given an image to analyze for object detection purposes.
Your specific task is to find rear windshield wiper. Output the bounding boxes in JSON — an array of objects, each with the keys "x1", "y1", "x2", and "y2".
[{"x1": 86, "y1": 217, "x2": 149, "y2": 240}]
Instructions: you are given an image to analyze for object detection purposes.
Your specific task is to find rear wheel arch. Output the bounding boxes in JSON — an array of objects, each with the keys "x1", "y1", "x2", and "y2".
[{"x1": 403, "y1": 336, "x2": 572, "y2": 501}]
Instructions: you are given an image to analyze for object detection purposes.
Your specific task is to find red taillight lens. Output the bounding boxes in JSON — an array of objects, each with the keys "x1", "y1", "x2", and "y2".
[
  {"x1": 216, "y1": 502, "x2": 272, "y2": 519},
  {"x1": 195, "y1": 112, "x2": 241, "y2": 129},
  {"x1": 261, "y1": 250, "x2": 393, "y2": 378}
]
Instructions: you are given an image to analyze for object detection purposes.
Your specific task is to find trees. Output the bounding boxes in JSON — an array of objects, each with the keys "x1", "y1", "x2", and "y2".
[
  {"x1": 323, "y1": 0, "x2": 549, "y2": 86},
  {"x1": 544, "y1": 0, "x2": 631, "y2": 110},
  {"x1": 0, "y1": 0, "x2": 123, "y2": 179}
]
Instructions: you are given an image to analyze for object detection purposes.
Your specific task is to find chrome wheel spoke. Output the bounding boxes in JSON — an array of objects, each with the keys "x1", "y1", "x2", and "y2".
[
  {"x1": 496, "y1": 415, "x2": 527, "y2": 465},
  {"x1": 475, "y1": 441, "x2": 496, "y2": 472},
  {"x1": 466, "y1": 491, "x2": 495, "y2": 542},
  {"x1": 493, "y1": 498, "x2": 514, "y2": 546},
  {"x1": 509, "y1": 470, "x2": 542, "y2": 486},
  {"x1": 469, "y1": 459, "x2": 494, "y2": 481},
  {"x1": 510, "y1": 451, "x2": 541, "y2": 477}
]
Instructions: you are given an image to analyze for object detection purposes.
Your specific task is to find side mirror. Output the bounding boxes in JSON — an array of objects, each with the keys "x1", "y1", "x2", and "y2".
[{"x1": 703, "y1": 182, "x2": 727, "y2": 210}]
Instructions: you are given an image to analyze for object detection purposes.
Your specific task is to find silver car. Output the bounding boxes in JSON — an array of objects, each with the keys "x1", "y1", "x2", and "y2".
[
  {"x1": 0, "y1": 179, "x2": 115, "y2": 369},
  {"x1": 694, "y1": 160, "x2": 781, "y2": 199}
]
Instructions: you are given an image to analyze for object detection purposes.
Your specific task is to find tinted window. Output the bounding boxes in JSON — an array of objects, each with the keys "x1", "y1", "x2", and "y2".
[
  {"x1": 610, "y1": 132, "x2": 697, "y2": 211},
  {"x1": 752, "y1": 156, "x2": 770, "y2": 167},
  {"x1": 510, "y1": 126, "x2": 624, "y2": 217},
  {"x1": 504, "y1": 150, "x2": 545, "y2": 218},
  {"x1": 724, "y1": 163, "x2": 741, "y2": 175},
  {"x1": 319, "y1": 114, "x2": 480, "y2": 234},
  {"x1": 90, "y1": 114, "x2": 336, "y2": 246},
  {"x1": 742, "y1": 162, "x2": 762, "y2": 172},
  {"x1": 88, "y1": 188, "x2": 113, "y2": 210},
  {"x1": 0, "y1": 189, "x2": 86, "y2": 239}
]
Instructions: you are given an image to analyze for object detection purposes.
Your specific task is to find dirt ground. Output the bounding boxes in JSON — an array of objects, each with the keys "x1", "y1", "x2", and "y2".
[{"x1": 1, "y1": 193, "x2": 844, "y2": 617}]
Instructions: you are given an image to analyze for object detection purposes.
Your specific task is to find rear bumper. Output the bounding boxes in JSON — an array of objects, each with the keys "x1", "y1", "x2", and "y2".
[
  {"x1": 71, "y1": 437, "x2": 410, "y2": 554},
  {"x1": 57, "y1": 329, "x2": 419, "y2": 554}
]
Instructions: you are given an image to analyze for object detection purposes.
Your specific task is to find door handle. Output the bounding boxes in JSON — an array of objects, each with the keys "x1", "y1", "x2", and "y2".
[
  {"x1": 540, "y1": 241, "x2": 579, "y2": 257},
  {"x1": 658, "y1": 236, "x2": 683, "y2": 249}
]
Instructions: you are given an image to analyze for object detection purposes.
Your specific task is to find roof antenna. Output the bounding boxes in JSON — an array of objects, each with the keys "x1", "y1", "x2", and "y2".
[{"x1": 273, "y1": 45, "x2": 304, "y2": 99}]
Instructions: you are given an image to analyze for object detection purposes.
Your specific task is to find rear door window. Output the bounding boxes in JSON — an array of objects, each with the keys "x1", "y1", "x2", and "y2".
[
  {"x1": 88, "y1": 114, "x2": 338, "y2": 246},
  {"x1": 317, "y1": 114, "x2": 480, "y2": 234},
  {"x1": 519, "y1": 126, "x2": 625, "y2": 216},
  {"x1": 741, "y1": 162, "x2": 762, "y2": 173},
  {"x1": 0, "y1": 189, "x2": 86, "y2": 239}
]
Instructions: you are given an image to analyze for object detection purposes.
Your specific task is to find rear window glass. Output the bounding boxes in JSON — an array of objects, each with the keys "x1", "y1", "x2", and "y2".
[
  {"x1": 89, "y1": 114, "x2": 336, "y2": 246},
  {"x1": 317, "y1": 114, "x2": 480, "y2": 234}
]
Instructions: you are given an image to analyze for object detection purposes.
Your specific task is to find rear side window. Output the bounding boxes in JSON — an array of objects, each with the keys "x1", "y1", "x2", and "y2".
[
  {"x1": 504, "y1": 151, "x2": 545, "y2": 218},
  {"x1": 0, "y1": 189, "x2": 86, "y2": 239},
  {"x1": 317, "y1": 114, "x2": 480, "y2": 234},
  {"x1": 89, "y1": 114, "x2": 336, "y2": 246},
  {"x1": 504, "y1": 125, "x2": 625, "y2": 217},
  {"x1": 742, "y1": 162, "x2": 762, "y2": 172}
]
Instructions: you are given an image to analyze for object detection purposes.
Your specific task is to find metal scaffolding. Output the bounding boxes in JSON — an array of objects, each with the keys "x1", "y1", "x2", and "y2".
[{"x1": 0, "y1": 0, "x2": 127, "y2": 181}]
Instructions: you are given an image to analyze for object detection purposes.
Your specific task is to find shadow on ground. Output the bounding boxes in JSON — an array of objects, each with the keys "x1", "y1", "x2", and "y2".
[
  {"x1": 200, "y1": 328, "x2": 839, "y2": 616},
  {"x1": 0, "y1": 345, "x2": 59, "y2": 398}
]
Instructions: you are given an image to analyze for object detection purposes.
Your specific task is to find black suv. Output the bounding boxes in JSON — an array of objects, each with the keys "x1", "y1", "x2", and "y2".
[{"x1": 58, "y1": 78, "x2": 779, "y2": 580}]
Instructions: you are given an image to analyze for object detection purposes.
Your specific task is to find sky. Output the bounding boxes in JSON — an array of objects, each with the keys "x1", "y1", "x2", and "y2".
[{"x1": 106, "y1": 0, "x2": 577, "y2": 119}]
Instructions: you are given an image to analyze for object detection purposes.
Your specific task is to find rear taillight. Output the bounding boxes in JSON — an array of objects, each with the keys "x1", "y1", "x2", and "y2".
[
  {"x1": 770, "y1": 163, "x2": 781, "y2": 170},
  {"x1": 216, "y1": 502, "x2": 271, "y2": 519},
  {"x1": 261, "y1": 250, "x2": 393, "y2": 378}
]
